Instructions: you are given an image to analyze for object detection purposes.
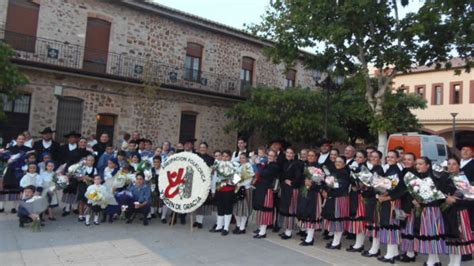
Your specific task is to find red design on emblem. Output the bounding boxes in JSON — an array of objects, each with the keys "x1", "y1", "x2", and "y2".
[{"x1": 164, "y1": 168, "x2": 185, "y2": 198}]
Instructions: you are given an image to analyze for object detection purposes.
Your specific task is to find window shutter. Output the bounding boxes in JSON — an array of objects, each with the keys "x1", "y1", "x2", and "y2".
[
  {"x1": 186, "y1": 43, "x2": 203, "y2": 58},
  {"x1": 242, "y1": 57, "x2": 254, "y2": 71}
]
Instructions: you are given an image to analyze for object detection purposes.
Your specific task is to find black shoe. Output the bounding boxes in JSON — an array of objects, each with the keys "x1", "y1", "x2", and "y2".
[
  {"x1": 62, "y1": 211, "x2": 70, "y2": 217},
  {"x1": 151, "y1": 213, "x2": 157, "y2": 219},
  {"x1": 232, "y1": 228, "x2": 241, "y2": 234},
  {"x1": 423, "y1": 263, "x2": 441, "y2": 266},
  {"x1": 72, "y1": 209, "x2": 79, "y2": 214},
  {"x1": 94, "y1": 221, "x2": 100, "y2": 226},
  {"x1": 11, "y1": 208, "x2": 16, "y2": 214},
  {"x1": 253, "y1": 234, "x2": 266, "y2": 239},
  {"x1": 462, "y1": 254, "x2": 472, "y2": 262},
  {"x1": 299, "y1": 240, "x2": 314, "y2": 246},
  {"x1": 399, "y1": 254, "x2": 416, "y2": 262},
  {"x1": 325, "y1": 243, "x2": 341, "y2": 250},
  {"x1": 253, "y1": 229, "x2": 259, "y2": 234},
  {"x1": 239, "y1": 229, "x2": 246, "y2": 234},
  {"x1": 221, "y1": 230, "x2": 229, "y2": 236},
  {"x1": 48, "y1": 217, "x2": 56, "y2": 221},
  {"x1": 272, "y1": 225, "x2": 280, "y2": 232},
  {"x1": 78, "y1": 217, "x2": 85, "y2": 222},
  {"x1": 143, "y1": 219, "x2": 149, "y2": 226},
  {"x1": 280, "y1": 234, "x2": 292, "y2": 240},
  {"x1": 209, "y1": 228, "x2": 222, "y2": 233},
  {"x1": 161, "y1": 218, "x2": 167, "y2": 224},
  {"x1": 377, "y1": 255, "x2": 399, "y2": 264},
  {"x1": 361, "y1": 250, "x2": 380, "y2": 257},
  {"x1": 193, "y1": 222, "x2": 203, "y2": 228},
  {"x1": 126, "y1": 219, "x2": 133, "y2": 224},
  {"x1": 85, "y1": 222, "x2": 90, "y2": 226},
  {"x1": 346, "y1": 245, "x2": 364, "y2": 252},
  {"x1": 0, "y1": 208, "x2": 4, "y2": 213}
]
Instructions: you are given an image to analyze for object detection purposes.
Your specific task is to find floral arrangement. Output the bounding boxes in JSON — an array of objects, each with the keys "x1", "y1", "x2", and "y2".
[
  {"x1": 67, "y1": 160, "x2": 85, "y2": 177},
  {"x1": 450, "y1": 173, "x2": 474, "y2": 200},
  {"x1": 112, "y1": 171, "x2": 135, "y2": 188},
  {"x1": 324, "y1": 175, "x2": 339, "y2": 189},
  {"x1": 350, "y1": 165, "x2": 374, "y2": 187},
  {"x1": 372, "y1": 174, "x2": 399, "y2": 193},
  {"x1": 214, "y1": 161, "x2": 236, "y2": 188},
  {"x1": 305, "y1": 166, "x2": 325, "y2": 184},
  {"x1": 234, "y1": 163, "x2": 255, "y2": 192},
  {"x1": 85, "y1": 187, "x2": 108, "y2": 208},
  {"x1": 404, "y1": 172, "x2": 447, "y2": 213},
  {"x1": 52, "y1": 174, "x2": 69, "y2": 190}
]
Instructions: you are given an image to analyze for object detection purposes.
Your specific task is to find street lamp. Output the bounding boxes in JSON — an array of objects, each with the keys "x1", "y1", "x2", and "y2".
[
  {"x1": 451, "y1": 112, "x2": 458, "y2": 150},
  {"x1": 312, "y1": 68, "x2": 345, "y2": 138}
]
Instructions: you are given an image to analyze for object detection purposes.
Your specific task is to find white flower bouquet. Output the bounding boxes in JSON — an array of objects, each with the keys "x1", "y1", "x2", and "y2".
[
  {"x1": 404, "y1": 172, "x2": 446, "y2": 205},
  {"x1": 85, "y1": 187, "x2": 108, "y2": 208},
  {"x1": 306, "y1": 166, "x2": 325, "y2": 184},
  {"x1": 112, "y1": 171, "x2": 134, "y2": 188},
  {"x1": 215, "y1": 161, "x2": 236, "y2": 188},
  {"x1": 450, "y1": 173, "x2": 474, "y2": 200},
  {"x1": 372, "y1": 174, "x2": 399, "y2": 193},
  {"x1": 324, "y1": 175, "x2": 339, "y2": 189}
]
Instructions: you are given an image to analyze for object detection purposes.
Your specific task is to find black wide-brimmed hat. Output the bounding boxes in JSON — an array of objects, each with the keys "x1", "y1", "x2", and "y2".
[
  {"x1": 64, "y1": 130, "x2": 82, "y2": 138},
  {"x1": 40, "y1": 127, "x2": 55, "y2": 134}
]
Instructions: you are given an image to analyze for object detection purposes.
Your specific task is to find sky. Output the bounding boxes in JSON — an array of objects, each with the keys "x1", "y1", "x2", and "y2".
[{"x1": 153, "y1": 0, "x2": 423, "y2": 32}]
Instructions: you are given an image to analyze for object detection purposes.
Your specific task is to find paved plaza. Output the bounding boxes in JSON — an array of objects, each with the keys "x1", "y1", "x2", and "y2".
[{"x1": 0, "y1": 207, "x2": 440, "y2": 266}]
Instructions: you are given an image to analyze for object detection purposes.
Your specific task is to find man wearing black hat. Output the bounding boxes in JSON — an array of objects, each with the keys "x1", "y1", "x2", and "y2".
[
  {"x1": 58, "y1": 131, "x2": 81, "y2": 167},
  {"x1": 33, "y1": 127, "x2": 60, "y2": 162},
  {"x1": 182, "y1": 138, "x2": 197, "y2": 153},
  {"x1": 317, "y1": 138, "x2": 335, "y2": 171}
]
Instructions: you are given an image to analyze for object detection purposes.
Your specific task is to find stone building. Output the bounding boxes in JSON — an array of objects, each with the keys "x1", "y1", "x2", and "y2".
[
  {"x1": 392, "y1": 58, "x2": 474, "y2": 149},
  {"x1": 0, "y1": 0, "x2": 316, "y2": 149}
]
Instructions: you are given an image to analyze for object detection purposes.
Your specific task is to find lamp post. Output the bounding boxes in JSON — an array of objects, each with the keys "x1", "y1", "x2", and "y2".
[
  {"x1": 450, "y1": 112, "x2": 458, "y2": 150},
  {"x1": 312, "y1": 69, "x2": 344, "y2": 139}
]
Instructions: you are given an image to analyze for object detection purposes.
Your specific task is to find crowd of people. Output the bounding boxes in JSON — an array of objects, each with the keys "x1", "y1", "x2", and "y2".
[{"x1": 0, "y1": 127, "x2": 473, "y2": 266}]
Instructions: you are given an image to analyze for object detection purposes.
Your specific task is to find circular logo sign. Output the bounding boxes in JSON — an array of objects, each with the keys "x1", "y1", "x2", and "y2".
[{"x1": 158, "y1": 152, "x2": 211, "y2": 213}]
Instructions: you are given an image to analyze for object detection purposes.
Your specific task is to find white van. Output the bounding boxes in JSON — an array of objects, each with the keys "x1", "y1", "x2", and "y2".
[{"x1": 387, "y1": 133, "x2": 449, "y2": 163}]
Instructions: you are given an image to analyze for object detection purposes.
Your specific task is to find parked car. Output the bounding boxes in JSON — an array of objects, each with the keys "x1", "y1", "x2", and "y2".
[{"x1": 387, "y1": 133, "x2": 449, "y2": 163}]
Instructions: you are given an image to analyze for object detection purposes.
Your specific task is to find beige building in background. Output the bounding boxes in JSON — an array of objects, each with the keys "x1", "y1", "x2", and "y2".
[{"x1": 392, "y1": 58, "x2": 474, "y2": 149}]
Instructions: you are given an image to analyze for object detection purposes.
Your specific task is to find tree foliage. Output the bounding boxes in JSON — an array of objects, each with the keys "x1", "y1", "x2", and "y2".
[
  {"x1": 247, "y1": 0, "x2": 472, "y2": 149},
  {"x1": 0, "y1": 42, "x2": 29, "y2": 120}
]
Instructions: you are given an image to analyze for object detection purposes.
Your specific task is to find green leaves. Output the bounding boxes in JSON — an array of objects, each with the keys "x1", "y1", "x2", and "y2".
[{"x1": 0, "y1": 42, "x2": 29, "y2": 121}]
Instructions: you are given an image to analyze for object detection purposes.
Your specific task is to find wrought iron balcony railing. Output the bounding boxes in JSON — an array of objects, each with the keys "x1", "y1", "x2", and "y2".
[{"x1": 0, "y1": 29, "x2": 246, "y2": 98}]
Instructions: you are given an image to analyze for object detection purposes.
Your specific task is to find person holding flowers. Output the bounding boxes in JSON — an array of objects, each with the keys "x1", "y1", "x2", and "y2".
[
  {"x1": 84, "y1": 175, "x2": 108, "y2": 226},
  {"x1": 444, "y1": 157, "x2": 473, "y2": 266},
  {"x1": 399, "y1": 152, "x2": 418, "y2": 262},
  {"x1": 38, "y1": 161, "x2": 59, "y2": 221},
  {"x1": 77, "y1": 155, "x2": 97, "y2": 222},
  {"x1": 321, "y1": 155, "x2": 350, "y2": 250},
  {"x1": 209, "y1": 150, "x2": 236, "y2": 235},
  {"x1": 412, "y1": 157, "x2": 449, "y2": 266},
  {"x1": 346, "y1": 150, "x2": 368, "y2": 253},
  {"x1": 253, "y1": 150, "x2": 280, "y2": 238},
  {"x1": 376, "y1": 150, "x2": 405, "y2": 263},
  {"x1": 362, "y1": 150, "x2": 384, "y2": 258},
  {"x1": 296, "y1": 149, "x2": 324, "y2": 246},
  {"x1": 232, "y1": 152, "x2": 255, "y2": 234},
  {"x1": 279, "y1": 147, "x2": 304, "y2": 240}
]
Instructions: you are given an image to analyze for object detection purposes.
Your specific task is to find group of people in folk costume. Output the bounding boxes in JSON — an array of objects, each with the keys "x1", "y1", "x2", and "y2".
[{"x1": 1, "y1": 127, "x2": 473, "y2": 266}]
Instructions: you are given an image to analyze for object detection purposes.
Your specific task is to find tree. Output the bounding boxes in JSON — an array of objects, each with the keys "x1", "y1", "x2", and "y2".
[
  {"x1": 248, "y1": 0, "x2": 472, "y2": 151},
  {"x1": 0, "y1": 42, "x2": 29, "y2": 120}
]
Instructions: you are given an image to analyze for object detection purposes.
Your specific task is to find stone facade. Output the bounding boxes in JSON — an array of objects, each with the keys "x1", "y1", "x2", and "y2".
[{"x1": 1, "y1": 0, "x2": 317, "y2": 149}]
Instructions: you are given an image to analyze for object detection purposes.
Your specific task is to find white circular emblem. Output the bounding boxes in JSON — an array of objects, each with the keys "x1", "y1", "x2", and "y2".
[{"x1": 159, "y1": 152, "x2": 211, "y2": 213}]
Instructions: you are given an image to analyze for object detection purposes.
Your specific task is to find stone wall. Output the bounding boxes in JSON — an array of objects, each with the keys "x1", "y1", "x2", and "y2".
[
  {"x1": 0, "y1": 0, "x2": 316, "y2": 91},
  {"x1": 23, "y1": 69, "x2": 237, "y2": 150}
]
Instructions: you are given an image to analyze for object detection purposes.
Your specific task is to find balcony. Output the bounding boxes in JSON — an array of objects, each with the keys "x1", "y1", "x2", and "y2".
[{"x1": 0, "y1": 29, "x2": 246, "y2": 99}]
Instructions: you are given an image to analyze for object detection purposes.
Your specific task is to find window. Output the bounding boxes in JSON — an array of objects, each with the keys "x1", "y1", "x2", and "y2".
[
  {"x1": 179, "y1": 112, "x2": 197, "y2": 144},
  {"x1": 83, "y1": 17, "x2": 111, "y2": 74},
  {"x1": 436, "y1": 144, "x2": 447, "y2": 157},
  {"x1": 240, "y1": 57, "x2": 254, "y2": 90},
  {"x1": 415, "y1": 85, "x2": 425, "y2": 99},
  {"x1": 184, "y1": 43, "x2": 203, "y2": 82},
  {"x1": 431, "y1": 84, "x2": 443, "y2": 105},
  {"x1": 470, "y1": 80, "x2": 474, "y2": 104},
  {"x1": 5, "y1": 0, "x2": 40, "y2": 52},
  {"x1": 286, "y1": 69, "x2": 296, "y2": 88},
  {"x1": 450, "y1": 82, "x2": 462, "y2": 104},
  {"x1": 55, "y1": 97, "x2": 83, "y2": 143},
  {"x1": 0, "y1": 93, "x2": 31, "y2": 144}
]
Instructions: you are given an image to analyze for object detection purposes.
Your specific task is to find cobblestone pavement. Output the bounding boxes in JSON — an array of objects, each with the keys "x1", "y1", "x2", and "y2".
[{"x1": 0, "y1": 207, "x2": 439, "y2": 265}]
